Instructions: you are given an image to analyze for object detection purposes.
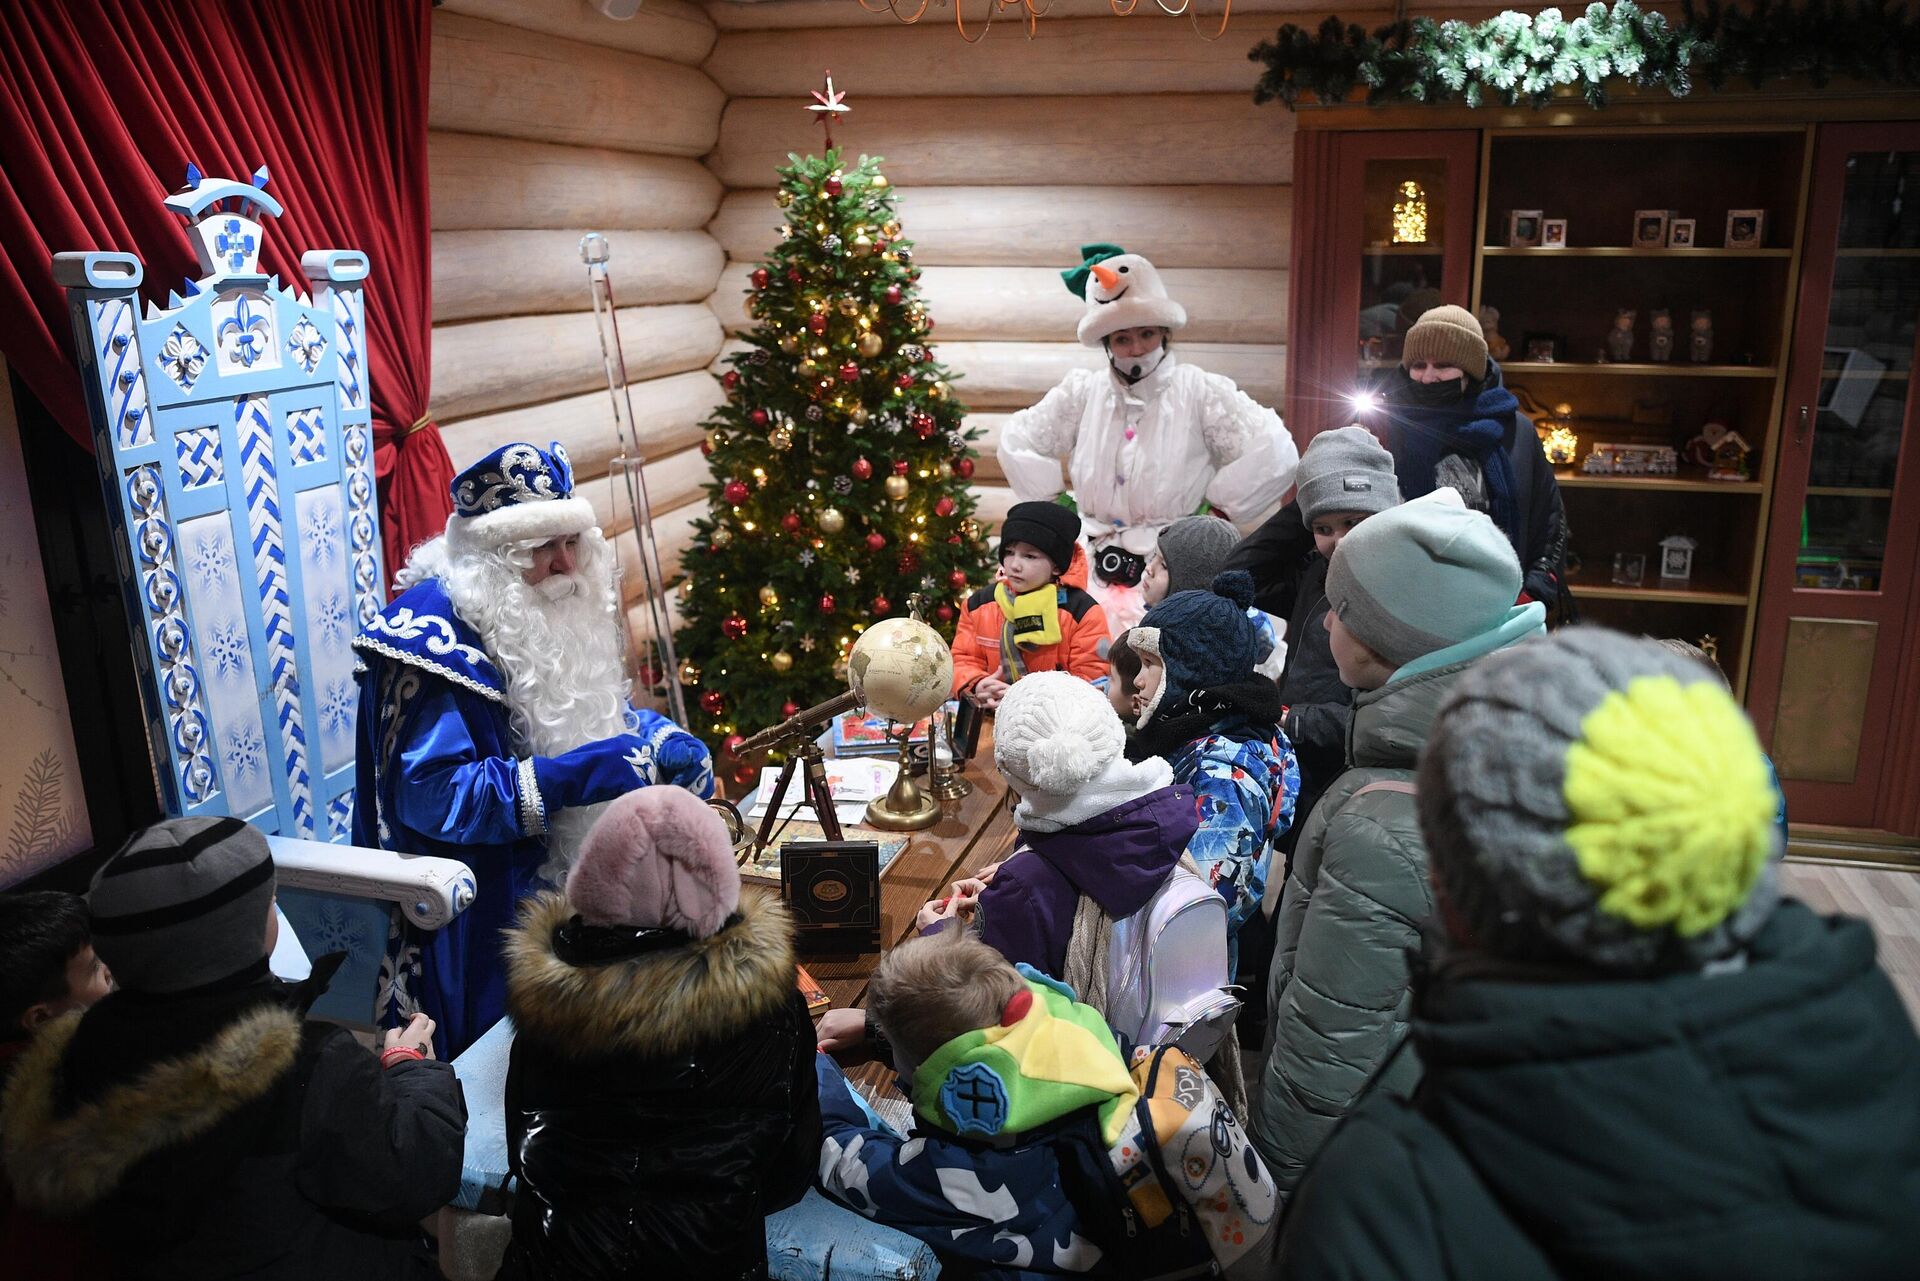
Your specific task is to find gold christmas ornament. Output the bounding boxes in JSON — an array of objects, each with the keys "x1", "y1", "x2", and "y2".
[
  {"x1": 871, "y1": 174, "x2": 889, "y2": 190},
  {"x1": 818, "y1": 506, "x2": 847, "y2": 533},
  {"x1": 883, "y1": 474, "x2": 910, "y2": 500},
  {"x1": 938, "y1": 461, "x2": 954, "y2": 480},
  {"x1": 778, "y1": 333, "x2": 800, "y2": 354},
  {"x1": 837, "y1": 296, "x2": 861, "y2": 318},
  {"x1": 959, "y1": 518, "x2": 980, "y2": 540},
  {"x1": 758, "y1": 585, "x2": 780, "y2": 606},
  {"x1": 776, "y1": 189, "x2": 794, "y2": 208},
  {"x1": 857, "y1": 331, "x2": 885, "y2": 358},
  {"x1": 799, "y1": 357, "x2": 820, "y2": 379},
  {"x1": 851, "y1": 234, "x2": 875, "y2": 258},
  {"x1": 712, "y1": 526, "x2": 734, "y2": 548},
  {"x1": 770, "y1": 650, "x2": 794, "y2": 674},
  {"x1": 678, "y1": 659, "x2": 702, "y2": 686},
  {"x1": 769, "y1": 420, "x2": 795, "y2": 451},
  {"x1": 849, "y1": 406, "x2": 870, "y2": 426},
  {"x1": 882, "y1": 219, "x2": 902, "y2": 238}
]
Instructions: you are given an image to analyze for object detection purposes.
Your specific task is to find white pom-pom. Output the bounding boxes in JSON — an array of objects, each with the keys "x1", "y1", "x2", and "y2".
[{"x1": 1024, "y1": 731, "x2": 1094, "y2": 794}]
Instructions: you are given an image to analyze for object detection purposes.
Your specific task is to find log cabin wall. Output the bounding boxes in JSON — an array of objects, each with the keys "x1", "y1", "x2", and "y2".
[{"x1": 427, "y1": 0, "x2": 727, "y2": 649}]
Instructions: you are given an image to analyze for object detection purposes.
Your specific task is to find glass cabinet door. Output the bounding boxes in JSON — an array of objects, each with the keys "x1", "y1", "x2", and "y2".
[{"x1": 1750, "y1": 124, "x2": 1920, "y2": 829}]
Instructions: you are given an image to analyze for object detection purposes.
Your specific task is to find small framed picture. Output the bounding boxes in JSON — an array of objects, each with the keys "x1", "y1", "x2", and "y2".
[
  {"x1": 1668, "y1": 218, "x2": 1697, "y2": 248},
  {"x1": 1541, "y1": 218, "x2": 1569, "y2": 249},
  {"x1": 1611, "y1": 552, "x2": 1647, "y2": 587},
  {"x1": 1522, "y1": 332, "x2": 1564, "y2": 363},
  {"x1": 1726, "y1": 209, "x2": 1767, "y2": 249},
  {"x1": 1506, "y1": 210, "x2": 1545, "y2": 248},
  {"x1": 1633, "y1": 210, "x2": 1671, "y2": 248}
]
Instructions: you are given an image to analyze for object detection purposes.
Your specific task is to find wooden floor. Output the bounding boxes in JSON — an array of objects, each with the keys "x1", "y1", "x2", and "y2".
[{"x1": 1781, "y1": 858, "x2": 1920, "y2": 1027}]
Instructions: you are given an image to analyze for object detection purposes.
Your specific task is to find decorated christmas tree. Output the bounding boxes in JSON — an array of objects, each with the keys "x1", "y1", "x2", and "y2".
[{"x1": 675, "y1": 90, "x2": 989, "y2": 780}]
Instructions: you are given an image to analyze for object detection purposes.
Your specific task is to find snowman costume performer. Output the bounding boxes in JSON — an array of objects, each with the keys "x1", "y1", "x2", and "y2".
[{"x1": 997, "y1": 244, "x2": 1299, "y2": 633}]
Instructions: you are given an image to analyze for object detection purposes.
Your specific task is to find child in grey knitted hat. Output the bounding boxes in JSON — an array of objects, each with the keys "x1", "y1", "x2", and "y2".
[{"x1": 1143, "y1": 515, "x2": 1287, "y2": 680}]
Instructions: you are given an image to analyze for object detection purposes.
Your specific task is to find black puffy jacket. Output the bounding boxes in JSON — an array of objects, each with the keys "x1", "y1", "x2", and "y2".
[
  {"x1": 499, "y1": 887, "x2": 819, "y2": 1281},
  {"x1": 0, "y1": 959, "x2": 465, "y2": 1280}
]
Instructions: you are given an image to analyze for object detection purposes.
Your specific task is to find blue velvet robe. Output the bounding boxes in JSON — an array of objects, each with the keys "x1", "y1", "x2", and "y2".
[{"x1": 352, "y1": 577, "x2": 712, "y2": 1056}]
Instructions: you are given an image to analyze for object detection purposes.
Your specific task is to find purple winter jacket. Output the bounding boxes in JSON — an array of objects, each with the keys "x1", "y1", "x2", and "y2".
[{"x1": 967, "y1": 785, "x2": 1200, "y2": 982}]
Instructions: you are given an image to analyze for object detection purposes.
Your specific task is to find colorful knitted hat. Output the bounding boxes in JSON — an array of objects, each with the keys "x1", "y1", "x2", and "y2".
[
  {"x1": 448, "y1": 440, "x2": 595, "y2": 547},
  {"x1": 1417, "y1": 627, "x2": 1783, "y2": 974},
  {"x1": 1061, "y1": 244, "x2": 1187, "y2": 347},
  {"x1": 1133, "y1": 570, "x2": 1269, "y2": 726}
]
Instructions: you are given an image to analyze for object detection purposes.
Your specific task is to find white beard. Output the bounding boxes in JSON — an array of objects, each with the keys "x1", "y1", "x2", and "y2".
[{"x1": 396, "y1": 527, "x2": 630, "y2": 882}]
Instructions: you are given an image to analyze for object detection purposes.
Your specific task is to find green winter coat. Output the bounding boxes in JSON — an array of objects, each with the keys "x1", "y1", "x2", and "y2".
[
  {"x1": 1250, "y1": 602, "x2": 1544, "y2": 1197},
  {"x1": 1277, "y1": 901, "x2": 1920, "y2": 1280}
]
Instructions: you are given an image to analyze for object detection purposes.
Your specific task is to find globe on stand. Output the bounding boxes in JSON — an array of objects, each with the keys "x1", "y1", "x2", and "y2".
[{"x1": 847, "y1": 614, "x2": 953, "y2": 830}]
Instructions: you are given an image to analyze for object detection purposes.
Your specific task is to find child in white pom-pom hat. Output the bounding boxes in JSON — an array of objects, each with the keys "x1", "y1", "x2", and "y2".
[{"x1": 997, "y1": 244, "x2": 1300, "y2": 635}]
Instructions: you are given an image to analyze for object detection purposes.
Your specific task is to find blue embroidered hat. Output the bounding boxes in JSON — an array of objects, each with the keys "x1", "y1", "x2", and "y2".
[{"x1": 448, "y1": 441, "x2": 596, "y2": 546}]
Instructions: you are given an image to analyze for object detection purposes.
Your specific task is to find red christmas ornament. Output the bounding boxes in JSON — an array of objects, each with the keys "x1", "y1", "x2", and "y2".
[
  {"x1": 749, "y1": 408, "x2": 769, "y2": 427},
  {"x1": 722, "y1": 370, "x2": 741, "y2": 390},
  {"x1": 866, "y1": 532, "x2": 887, "y2": 552},
  {"x1": 722, "y1": 733, "x2": 747, "y2": 759},
  {"x1": 897, "y1": 551, "x2": 920, "y2": 574},
  {"x1": 699, "y1": 437, "x2": 714, "y2": 457},
  {"x1": 807, "y1": 313, "x2": 828, "y2": 335},
  {"x1": 871, "y1": 595, "x2": 891, "y2": 614},
  {"x1": 936, "y1": 603, "x2": 955, "y2": 622},
  {"x1": 732, "y1": 763, "x2": 757, "y2": 787},
  {"x1": 892, "y1": 460, "x2": 910, "y2": 475},
  {"x1": 722, "y1": 480, "x2": 750, "y2": 505},
  {"x1": 954, "y1": 457, "x2": 975, "y2": 479},
  {"x1": 885, "y1": 284, "x2": 903, "y2": 305},
  {"x1": 949, "y1": 569, "x2": 970, "y2": 591},
  {"x1": 913, "y1": 412, "x2": 936, "y2": 438},
  {"x1": 787, "y1": 266, "x2": 804, "y2": 284},
  {"x1": 896, "y1": 372, "x2": 917, "y2": 390},
  {"x1": 824, "y1": 177, "x2": 843, "y2": 196},
  {"x1": 781, "y1": 511, "x2": 802, "y2": 533},
  {"x1": 750, "y1": 267, "x2": 770, "y2": 290},
  {"x1": 699, "y1": 690, "x2": 728, "y2": 716},
  {"x1": 934, "y1": 496, "x2": 956, "y2": 517},
  {"x1": 819, "y1": 592, "x2": 836, "y2": 612},
  {"x1": 851, "y1": 457, "x2": 873, "y2": 480},
  {"x1": 782, "y1": 701, "x2": 800, "y2": 718},
  {"x1": 839, "y1": 361, "x2": 861, "y2": 383},
  {"x1": 720, "y1": 614, "x2": 748, "y2": 640}
]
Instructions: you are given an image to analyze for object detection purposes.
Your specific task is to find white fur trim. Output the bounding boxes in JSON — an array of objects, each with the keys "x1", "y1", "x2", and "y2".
[
  {"x1": 1016, "y1": 754, "x2": 1175, "y2": 832},
  {"x1": 450, "y1": 496, "x2": 596, "y2": 548}
]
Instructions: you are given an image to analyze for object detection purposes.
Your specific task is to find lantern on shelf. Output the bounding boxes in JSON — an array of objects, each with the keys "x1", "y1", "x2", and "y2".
[
  {"x1": 1543, "y1": 425, "x2": 1579, "y2": 466},
  {"x1": 1391, "y1": 180, "x2": 1429, "y2": 246}
]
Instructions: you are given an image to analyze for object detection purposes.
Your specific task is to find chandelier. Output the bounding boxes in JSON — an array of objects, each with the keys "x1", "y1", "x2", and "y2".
[{"x1": 856, "y1": 0, "x2": 1232, "y2": 43}]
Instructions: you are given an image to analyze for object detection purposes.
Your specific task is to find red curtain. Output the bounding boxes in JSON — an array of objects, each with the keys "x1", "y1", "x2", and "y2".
[
  {"x1": 0, "y1": 0, "x2": 451, "y2": 583},
  {"x1": 1285, "y1": 128, "x2": 1341, "y2": 445}
]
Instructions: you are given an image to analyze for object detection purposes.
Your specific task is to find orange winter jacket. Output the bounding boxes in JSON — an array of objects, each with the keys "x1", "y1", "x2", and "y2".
[{"x1": 951, "y1": 543, "x2": 1110, "y2": 695}]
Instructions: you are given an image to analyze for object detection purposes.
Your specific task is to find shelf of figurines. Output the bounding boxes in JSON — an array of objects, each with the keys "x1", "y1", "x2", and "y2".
[
  {"x1": 1554, "y1": 467, "x2": 1762, "y2": 493},
  {"x1": 1574, "y1": 580, "x2": 1750, "y2": 606},
  {"x1": 1482, "y1": 247, "x2": 1793, "y2": 259}
]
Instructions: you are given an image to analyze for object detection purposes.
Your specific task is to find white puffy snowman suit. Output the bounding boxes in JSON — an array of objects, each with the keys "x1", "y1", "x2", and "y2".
[{"x1": 997, "y1": 245, "x2": 1299, "y2": 634}]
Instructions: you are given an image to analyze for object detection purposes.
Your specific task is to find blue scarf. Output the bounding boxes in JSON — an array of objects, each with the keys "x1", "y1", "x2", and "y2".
[{"x1": 1386, "y1": 371, "x2": 1523, "y2": 551}]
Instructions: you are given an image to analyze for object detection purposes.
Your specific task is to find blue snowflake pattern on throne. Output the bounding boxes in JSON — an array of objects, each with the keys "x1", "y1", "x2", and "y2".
[
  {"x1": 214, "y1": 218, "x2": 255, "y2": 273},
  {"x1": 311, "y1": 898, "x2": 375, "y2": 957},
  {"x1": 218, "y1": 295, "x2": 272, "y2": 369},
  {"x1": 303, "y1": 499, "x2": 340, "y2": 566},
  {"x1": 315, "y1": 591, "x2": 350, "y2": 648},
  {"x1": 190, "y1": 533, "x2": 235, "y2": 591},
  {"x1": 224, "y1": 723, "x2": 266, "y2": 782},
  {"x1": 206, "y1": 618, "x2": 248, "y2": 682},
  {"x1": 320, "y1": 678, "x2": 355, "y2": 739}
]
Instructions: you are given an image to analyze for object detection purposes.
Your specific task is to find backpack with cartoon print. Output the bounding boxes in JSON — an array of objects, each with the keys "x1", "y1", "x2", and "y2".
[{"x1": 1105, "y1": 1044, "x2": 1280, "y2": 1279}]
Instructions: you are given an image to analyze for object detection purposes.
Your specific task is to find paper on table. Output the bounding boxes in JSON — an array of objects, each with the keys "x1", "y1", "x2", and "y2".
[{"x1": 746, "y1": 758, "x2": 900, "y2": 822}]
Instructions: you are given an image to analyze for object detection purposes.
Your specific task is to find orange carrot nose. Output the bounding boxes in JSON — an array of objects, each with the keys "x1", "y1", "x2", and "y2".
[{"x1": 1090, "y1": 263, "x2": 1120, "y2": 291}]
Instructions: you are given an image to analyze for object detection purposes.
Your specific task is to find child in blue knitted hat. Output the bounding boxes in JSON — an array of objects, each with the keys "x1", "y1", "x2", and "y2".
[{"x1": 1124, "y1": 571, "x2": 1299, "y2": 978}]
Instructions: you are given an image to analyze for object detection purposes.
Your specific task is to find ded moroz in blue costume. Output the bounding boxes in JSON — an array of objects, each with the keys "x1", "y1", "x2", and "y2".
[{"x1": 352, "y1": 441, "x2": 713, "y2": 1056}]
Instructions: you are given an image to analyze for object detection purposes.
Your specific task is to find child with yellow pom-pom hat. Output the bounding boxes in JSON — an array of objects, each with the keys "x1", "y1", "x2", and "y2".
[{"x1": 1276, "y1": 628, "x2": 1920, "y2": 1281}]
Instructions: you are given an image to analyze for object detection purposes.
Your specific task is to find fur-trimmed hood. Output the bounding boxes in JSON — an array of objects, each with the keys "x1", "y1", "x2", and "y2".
[
  {"x1": 1, "y1": 1004, "x2": 302, "y2": 1213},
  {"x1": 505, "y1": 884, "x2": 797, "y2": 1059}
]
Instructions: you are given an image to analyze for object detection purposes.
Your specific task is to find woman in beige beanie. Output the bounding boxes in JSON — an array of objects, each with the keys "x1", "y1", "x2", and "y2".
[{"x1": 1376, "y1": 303, "x2": 1572, "y2": 617}]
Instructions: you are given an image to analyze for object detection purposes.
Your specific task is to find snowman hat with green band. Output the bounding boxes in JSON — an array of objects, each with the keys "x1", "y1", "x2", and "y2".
[{"x1": 1061, "y1": 243, "x2": 1187, "y2": 348}]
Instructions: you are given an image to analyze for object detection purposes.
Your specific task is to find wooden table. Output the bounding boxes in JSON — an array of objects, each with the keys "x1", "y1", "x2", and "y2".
[{"x1": 802, "y1": 724, "x2": 1016, "y2": 1012}]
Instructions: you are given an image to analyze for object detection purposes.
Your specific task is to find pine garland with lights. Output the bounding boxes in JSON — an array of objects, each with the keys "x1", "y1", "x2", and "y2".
[
  {"x1": 674, "y1": 147, "x2": 990, "y2": 777},
  {"x1": 1251, "y1": 0, "x2": 1920, "y2": 111}
]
